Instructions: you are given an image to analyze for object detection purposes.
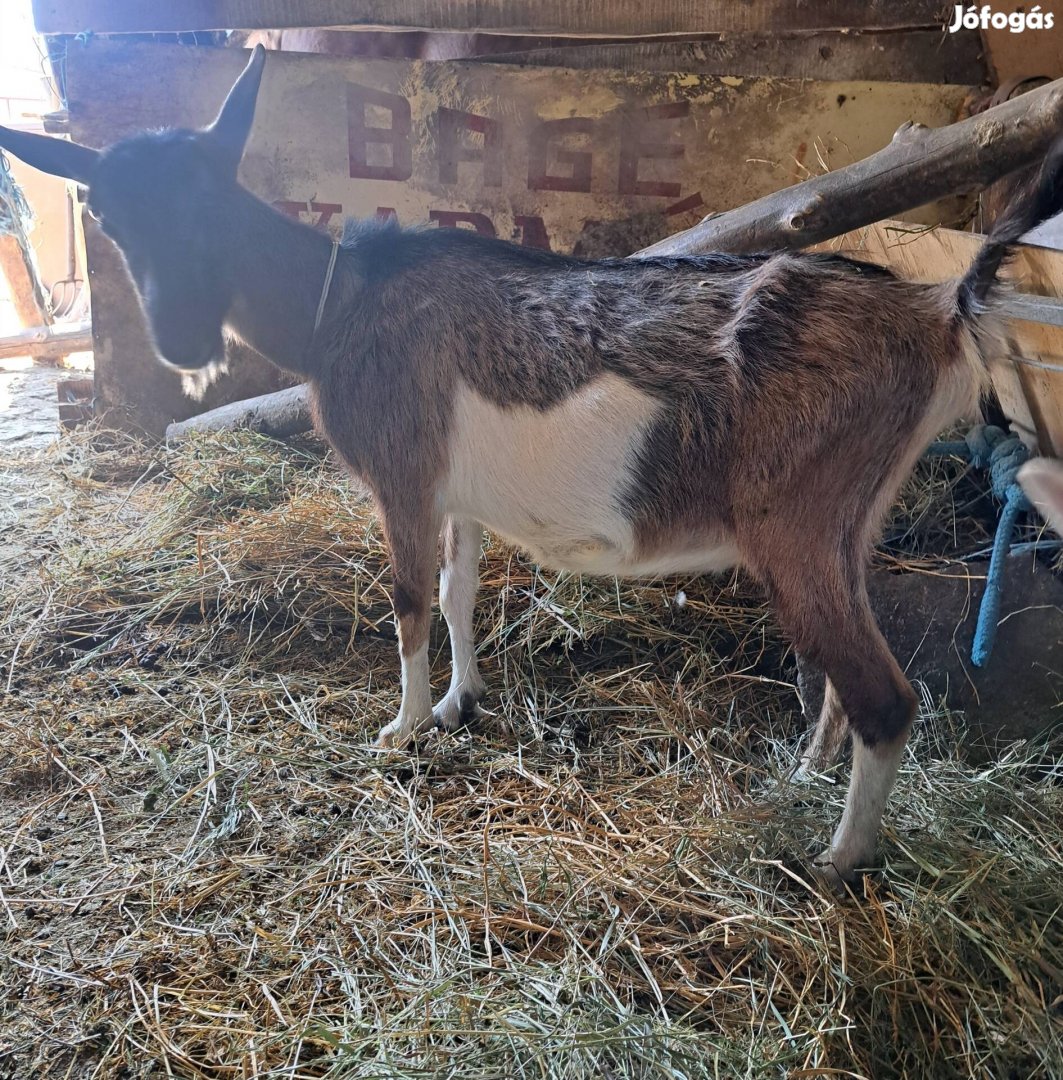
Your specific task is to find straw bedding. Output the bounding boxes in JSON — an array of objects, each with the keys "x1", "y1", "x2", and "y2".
[{"x1": 0, "y1": 427, "x2": 1060, "y2": 1079}]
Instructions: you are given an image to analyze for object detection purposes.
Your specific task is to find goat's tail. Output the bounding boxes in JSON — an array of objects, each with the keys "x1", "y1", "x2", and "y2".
[{"x1": 955, "y1": 137, "x2": 1063, "y2": 321}]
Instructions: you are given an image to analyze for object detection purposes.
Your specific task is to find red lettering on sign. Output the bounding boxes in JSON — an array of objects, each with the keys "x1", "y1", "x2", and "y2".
[
  {"x1": 665, "y1": 191, "x2": 705, "y2": 216},
  {"x1": 514, "y1": 215, "x2": 551, "y2": 250},
  {"x1": 429, "y1": 210, "x2": 496, "y2": 236},
  {"x1": 618, "y1": 101, "x2": 688, "y2": 198},
  {"x1": 347, "y1": 84, "x2": 412, "y2": 182},
  {"x1": 273, "y1": 200, "x2": 343, "y2": 230},
  {"x1": 438, "y1": 107, "x2": 503, "y2": 187},
  {"x1": 528, "y1": 117, "x2": 595, "y2": 193}
]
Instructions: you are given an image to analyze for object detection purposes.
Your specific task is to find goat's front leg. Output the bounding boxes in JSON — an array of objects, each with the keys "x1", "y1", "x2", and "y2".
[
  {"x1": 375, "y1": 499, "x2": 440, "y2": 749},
  {"x1": 434, "y1": 516, "x2": 486, "y2": 731}
]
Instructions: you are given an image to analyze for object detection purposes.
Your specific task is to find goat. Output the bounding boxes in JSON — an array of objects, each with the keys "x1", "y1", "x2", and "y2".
[{"x1": 4, "y1": 46, "x2": 1062, "y2": 892}]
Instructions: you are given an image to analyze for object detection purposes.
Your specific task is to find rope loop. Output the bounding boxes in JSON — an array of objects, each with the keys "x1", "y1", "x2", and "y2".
[{"x1": 925, "y1": 425, "x2": 1036, "y2": 666}]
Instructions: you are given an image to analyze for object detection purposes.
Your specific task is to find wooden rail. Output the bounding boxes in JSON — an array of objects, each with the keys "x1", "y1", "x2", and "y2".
[{"x1": 0, "y1": 321, "x2": 92, "y2": 361}]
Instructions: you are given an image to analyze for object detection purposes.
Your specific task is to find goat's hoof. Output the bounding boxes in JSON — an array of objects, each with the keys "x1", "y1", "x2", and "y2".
[
  {"x1": 812, "y1": 849, "x2": 859, "y2": 898},
  {"x1": 373, "y1": 718, "x2": 416, "y2": 750},
  {"x1": 432, "y1": 688, "x2": 487, "y2": 732}
]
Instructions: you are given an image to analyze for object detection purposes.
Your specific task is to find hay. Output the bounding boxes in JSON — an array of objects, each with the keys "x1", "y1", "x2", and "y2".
[{"x1": 0, "y1": 427, "x2": 1060, "y2": 1079}]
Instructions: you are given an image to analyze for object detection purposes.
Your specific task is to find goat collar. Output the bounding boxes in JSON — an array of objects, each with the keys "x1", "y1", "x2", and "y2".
[{"x1": 313, "y1": 238, "x2": 341, "y2": 337}]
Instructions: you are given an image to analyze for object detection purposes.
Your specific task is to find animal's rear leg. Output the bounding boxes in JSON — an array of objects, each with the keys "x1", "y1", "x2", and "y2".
[
  {"x1": 765, "y1": 564, "x2": 916, "y2": 892},
  {"x1": 815, "y1": 723, "x2": 909, "y2": 894},
  {"x1": 814, "y1": 610, "x2": 915, "y2": 891}
]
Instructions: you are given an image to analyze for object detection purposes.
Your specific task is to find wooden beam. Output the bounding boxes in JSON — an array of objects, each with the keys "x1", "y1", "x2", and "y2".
[
  {"x1": 0, "y1": 321, "x2": 92, "y2": 361},
  {"x1": 482, "y1": 29, "x2": 988, "y2": 85},
  {"x1": 639, "y1": 77, "x2": 1063, "y2": 256},
  {"x1": 165, "y1": 384, "x2": 311, "y2": 442},
  {"x1": 33, "y1": 0, "x2": 952, "y2": 36}
]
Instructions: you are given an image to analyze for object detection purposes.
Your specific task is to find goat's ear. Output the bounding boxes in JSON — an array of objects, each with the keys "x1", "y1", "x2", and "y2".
[
  {"x1": 204, "y1": 44, "x2": 266, "y2": 176},
  {"x1": 0, "y1": 125, "x2": 98, "y2": 185},
  {"x1": 1019, "y1": 458, "x2": 1063, "y2": 536}
]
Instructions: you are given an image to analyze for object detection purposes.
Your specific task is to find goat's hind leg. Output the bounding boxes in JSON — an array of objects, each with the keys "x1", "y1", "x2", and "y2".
[
  {"x1": 764, "y1": 559, "x2": 916, "y2": 893},
  {"x1": 434, "y1": 516, "x2": 487, "y2": 731},
  {"x1": 814, "y1": 610, "x2": 915, "y2": 891}
]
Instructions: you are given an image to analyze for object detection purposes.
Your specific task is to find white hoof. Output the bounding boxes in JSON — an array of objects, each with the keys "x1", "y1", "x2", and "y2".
[
  {"x1": 374, "y1": 714, "x2": 424, "y2": 749},
  {"x1": 813, "y1": 852, "x2": 853, "y2": 897},
  {"x1": 813, "y1": 846, "x2": 873, "y2": 898}
]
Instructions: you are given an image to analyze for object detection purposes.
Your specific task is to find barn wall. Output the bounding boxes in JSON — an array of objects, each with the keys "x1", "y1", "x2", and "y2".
[{"x1": 7, "y1": 160, "x2": 78, "y2": 298}]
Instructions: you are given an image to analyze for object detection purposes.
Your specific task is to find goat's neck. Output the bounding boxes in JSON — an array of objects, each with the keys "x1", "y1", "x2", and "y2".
[{"x1": 221, "y1": 185, "x2": 337, "y2": 378}]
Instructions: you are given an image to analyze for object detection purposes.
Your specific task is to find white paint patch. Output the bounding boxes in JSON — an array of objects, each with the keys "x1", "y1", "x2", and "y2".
[{"x1": 443, "y1": 376, "x2": 739, "y2": 577}]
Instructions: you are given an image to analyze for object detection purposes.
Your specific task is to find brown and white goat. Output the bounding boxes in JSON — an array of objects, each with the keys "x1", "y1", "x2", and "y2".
[{"x1": 4, "y1": 47, "x2": 1062, "y2": 890}]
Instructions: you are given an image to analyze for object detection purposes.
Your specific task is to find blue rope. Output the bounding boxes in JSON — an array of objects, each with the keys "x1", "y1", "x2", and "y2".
[{"x1": 925, "y1": 425, "x2": 1031, "y2": 667}]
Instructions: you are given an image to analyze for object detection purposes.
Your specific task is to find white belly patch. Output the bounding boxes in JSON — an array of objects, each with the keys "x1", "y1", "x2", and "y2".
[{"x1": 443, "y1": 376, "x2": 739, "y2": 578}]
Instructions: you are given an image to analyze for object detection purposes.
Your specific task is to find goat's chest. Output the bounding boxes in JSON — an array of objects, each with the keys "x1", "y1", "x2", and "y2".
[{"x1": 442, "y1": 375, "x2": 659, "y2": 573}]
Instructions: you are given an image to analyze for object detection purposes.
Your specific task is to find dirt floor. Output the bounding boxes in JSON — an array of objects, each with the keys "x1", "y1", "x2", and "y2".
[
  {"x1": 0, "y1": 394, "x2": 1060, "y2": 1078},
  {"x1": 0, "y1": 359, "x2": 68, "y2": 450}
]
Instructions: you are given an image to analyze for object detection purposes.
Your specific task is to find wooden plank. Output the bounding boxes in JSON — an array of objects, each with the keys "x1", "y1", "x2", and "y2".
[
  {"x1": 981, "y1": 17, "x2": 1063, "y2": 84},
  {"x1": 65, "y1": 40, "x2": 972, "y2": 434},
  {"x1": 67, "y1": 42, "x2": 974, "y2": 252},
  {"x1": 816, "y1": 220, "x2": 1063, "y2": 457},
  {"x1": 34, "y1": 0, "x2": 952, "y2": 36},
  {"x1": 482, "y1": 29, "x2": 988, "y2": 85},
  {"x1": 0, "y1": 320, "x2": 90, "y2": 360},
  {"x1": 165, "y1": 385, "x2": 311, "y2": 442}
]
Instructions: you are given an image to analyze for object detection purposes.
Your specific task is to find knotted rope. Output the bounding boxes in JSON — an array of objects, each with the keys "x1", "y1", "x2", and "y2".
[{"x1": 926, "y1": 425, "x2": 1031, "y2": 666}]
